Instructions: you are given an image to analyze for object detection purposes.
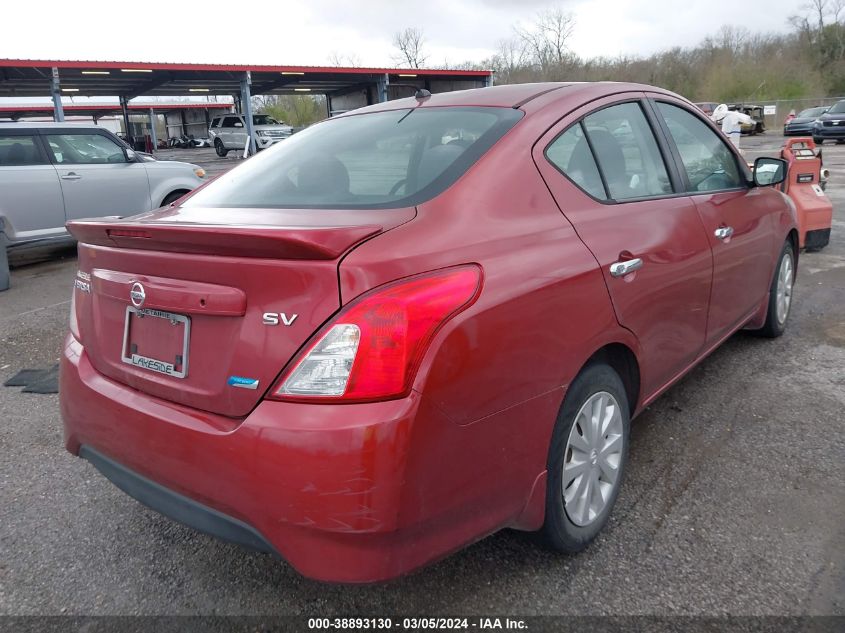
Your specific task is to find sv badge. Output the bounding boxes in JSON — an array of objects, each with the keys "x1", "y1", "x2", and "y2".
[{"x1": 262, "y1": 312, "x2": 298, "y2": 326}]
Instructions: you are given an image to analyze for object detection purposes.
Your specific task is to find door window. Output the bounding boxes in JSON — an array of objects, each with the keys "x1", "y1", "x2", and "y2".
[
  {"x1": 655, "y1": 102, "x2": 744, "y2": 192},
  {"x1": 222, "y1": 117, "x2": 242, "y2": 128},
  {"x1": 545, "y1": 123, "x2": 607, "y2": 200},
  {"x1": 0, "y1": 135, "x2": 45, "y2": 165},
  {"x1": 45, "y1": 133, "x2": 127, "y2": 164},
  {"x1": 582, "y1": 102, "x2": 672, "y2": 200}
]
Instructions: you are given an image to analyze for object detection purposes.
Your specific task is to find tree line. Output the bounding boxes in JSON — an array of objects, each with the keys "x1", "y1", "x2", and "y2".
[
  {"x1": 256, "y1": 1, "x2": 845, "y2": 127},
  {"x1": 406, "y1": 0, "x2": 845, "y2": 103}
]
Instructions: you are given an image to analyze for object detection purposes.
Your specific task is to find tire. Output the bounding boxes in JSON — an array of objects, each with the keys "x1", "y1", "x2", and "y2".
[
  {"x1": 814, "y1": 137, "x2": 823, "y2": 145},
  {"x1": 541, "y1": 363, "x2": 630, "y2": 552},
  {"x1": 214, "y1": 138, "x2": 228, "y2": 157},
  {"x1": 161, "y1": 191, "x2": 186, "y2": 207},
  {"x1": 757, "y1": 240, "x2": 795, "y2": 338}
]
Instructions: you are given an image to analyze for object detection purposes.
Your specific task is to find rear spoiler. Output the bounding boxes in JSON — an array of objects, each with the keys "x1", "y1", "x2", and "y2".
[{"x1": 67, "y1": 220, "x2": 382, "y2": 260}]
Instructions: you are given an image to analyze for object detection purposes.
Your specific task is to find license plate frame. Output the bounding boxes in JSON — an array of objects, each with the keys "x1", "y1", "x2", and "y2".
[{"x1": 121, "y1": 307, "x2": 191, "y2": 379}]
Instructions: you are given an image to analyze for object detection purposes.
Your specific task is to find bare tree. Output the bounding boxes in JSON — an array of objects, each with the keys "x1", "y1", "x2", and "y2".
[
  {"x1": 492, "y1": 37, "x2": 529, "y2": 83},
  {"x1": 392, "y1": 27, "x2": 429, "y2": 68},
  {"x1": 327, "y1": 51, "x2": 362, "y2": 67},
  {"x1": 514, "y1": 6, "x2": 576, "y2": 74}
]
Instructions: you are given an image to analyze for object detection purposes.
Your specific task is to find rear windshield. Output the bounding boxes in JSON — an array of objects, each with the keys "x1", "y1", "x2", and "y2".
[{"x1": 183, "y1": 106, "x2": 523, "y2": 209}]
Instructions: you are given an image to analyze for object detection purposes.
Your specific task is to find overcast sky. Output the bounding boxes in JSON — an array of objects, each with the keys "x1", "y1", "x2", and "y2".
[{"x1": 2, "y1": 0, "x2": 802, "y2": 67}]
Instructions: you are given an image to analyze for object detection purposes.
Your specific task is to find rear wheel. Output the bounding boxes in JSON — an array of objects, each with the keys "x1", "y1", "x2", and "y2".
[
  {"x1": 542, "y1": 363, "x2": 630, "y2": 552},
  {"x1": 757, "y1": 240, "x2": 795, "y2": 338},
  {"x1": 814, "y1": 137, "x2": 824, "y2": 145},
  {"x1": 214, "y1": 138, "x2": 228, "y2": 157}
]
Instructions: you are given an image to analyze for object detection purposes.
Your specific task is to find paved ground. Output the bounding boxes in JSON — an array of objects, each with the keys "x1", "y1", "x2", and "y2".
[{"x1": 0, "y1": 134, "x2": 843, "y2": 616}]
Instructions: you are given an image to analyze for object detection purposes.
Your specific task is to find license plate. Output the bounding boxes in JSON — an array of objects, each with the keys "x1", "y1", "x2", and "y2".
[{"x1": 121, "y1": 307, "x2": 191, "y2": 378}]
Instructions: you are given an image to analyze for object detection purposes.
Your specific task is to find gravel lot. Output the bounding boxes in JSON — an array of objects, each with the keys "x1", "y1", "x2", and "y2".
[{"x1": 0, "y1": 134, "x2": 843, "y2": 617}]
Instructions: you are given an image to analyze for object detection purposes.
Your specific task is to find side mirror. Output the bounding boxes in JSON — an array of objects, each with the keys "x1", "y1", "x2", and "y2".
[
  {"x1": 123, "y1": 147, "x2": 138, "y2": 162},
  {"x1": 753, "y1": 157, "x2": 786, "y2": 187}
]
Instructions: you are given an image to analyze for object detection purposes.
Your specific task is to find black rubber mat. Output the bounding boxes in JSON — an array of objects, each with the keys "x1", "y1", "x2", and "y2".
[{"x1": 3, "y1": 364, "x2": 59, "y2": 394}]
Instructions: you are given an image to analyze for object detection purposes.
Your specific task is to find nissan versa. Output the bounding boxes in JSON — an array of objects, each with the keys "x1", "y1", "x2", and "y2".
[{"x1": 60, "y1": 82, "x2": 798, "y2": 583}]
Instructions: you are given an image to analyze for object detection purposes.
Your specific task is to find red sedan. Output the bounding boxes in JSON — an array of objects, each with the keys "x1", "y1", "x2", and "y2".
[{"x1": 60, "y1": 82, "x2": 797, "y2": 583}]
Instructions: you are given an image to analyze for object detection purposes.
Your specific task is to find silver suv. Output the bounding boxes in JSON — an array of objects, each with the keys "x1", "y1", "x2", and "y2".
[
  {"x1": 0, "y1": 122, "x2": 206, "y2": 290},
  {"x1": 209, "y1": 114, "x2": 293, "y2": 156}
]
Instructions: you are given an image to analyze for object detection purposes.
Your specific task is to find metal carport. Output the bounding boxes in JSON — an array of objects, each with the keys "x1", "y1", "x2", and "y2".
[{"x1": 0, "y1": 59, "x2": 493, "y2": 153}]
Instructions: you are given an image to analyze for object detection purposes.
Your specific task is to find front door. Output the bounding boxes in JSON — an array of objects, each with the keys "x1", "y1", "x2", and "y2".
[
  {"x1": 534, "y1": 97, "x2": 713, "y2": 396},
  {"x1": 43, "y1": 131, "x2": 151, "y2": 220},
  {"x1": 650, "y1": 99, "x2": 780, "y2": 344}
]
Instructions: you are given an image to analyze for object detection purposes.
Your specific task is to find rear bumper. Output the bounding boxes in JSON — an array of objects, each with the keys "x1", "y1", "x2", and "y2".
[
  {"x1": 80, "y1": 445, "x2": 278, "y2": 554},
  {"x1": 61, "y1": 334, "x2": 421, "y2": 582},
  {"x1": 60, "y1": 333, "x2": 544, "y2": 582}
]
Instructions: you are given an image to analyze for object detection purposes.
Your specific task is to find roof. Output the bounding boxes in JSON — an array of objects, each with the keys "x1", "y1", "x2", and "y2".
[
  {"x1": 345, "y1": 83, "x2": 573, "y2": 114},
  {"x1": 0, "y1": 59, "x2": 492, "y2": 99},
  {"x1": 0, "y1": 102, "x2": 232, "y2": 119}
]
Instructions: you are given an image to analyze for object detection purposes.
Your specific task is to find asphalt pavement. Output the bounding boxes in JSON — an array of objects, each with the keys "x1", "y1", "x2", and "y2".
[{"x1": 0, "y1": 134, "x2": 843, "y2": 617}]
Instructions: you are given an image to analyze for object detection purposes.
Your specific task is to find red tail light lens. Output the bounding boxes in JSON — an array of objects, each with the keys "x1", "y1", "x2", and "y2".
[{"x1": 271, "y1": 266, "x2": 482, "y2": 403}]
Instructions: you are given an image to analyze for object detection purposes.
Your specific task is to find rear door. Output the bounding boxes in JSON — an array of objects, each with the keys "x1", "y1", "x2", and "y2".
[
  {"x1": 0, "y1": 130, "x2": 65, "y2": 243},
  {"x1": 44, "y1": 130, "x2": 151, "y2": 220},
  {"x1": 534, "y1": 95, "x2": 713, "y2": 396},
  {"x1": 649, "y1": 98, "x2": 779, "y2": 344}
]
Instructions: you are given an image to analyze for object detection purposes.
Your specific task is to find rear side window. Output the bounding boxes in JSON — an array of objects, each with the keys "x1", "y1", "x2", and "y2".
[
  {"x1": 545, "y1": 124, "x2": 607, "y2": 200},
  {"x1": 211, "y1": 117, "x2": 221, "y2": 128},
  {"x1": 184, "y1": 107, "x2": 523, "y2": 209},
  {"x1": 0, "y1": 134, "x2": 44, "y2": 166},
  {"x1": 582, "y1": 102, "x2": 672, "y2": 200},
  {"x1": 656, "y1": 102, "x2": 743, "y2": 192}
]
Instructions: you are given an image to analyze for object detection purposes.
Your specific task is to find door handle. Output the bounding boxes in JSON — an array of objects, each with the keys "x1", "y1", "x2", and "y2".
[
  {"x1": 609, "y1": 258, "x2": 643, "y2": 277},
  {"x1": 61, "y1": 172, "x2": 81, "y2": 181},
  {"x1": 714, "y1": 226, "x2": 734, "y2": 240}
]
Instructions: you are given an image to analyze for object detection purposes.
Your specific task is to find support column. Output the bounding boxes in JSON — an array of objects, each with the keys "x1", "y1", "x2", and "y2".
[
  {"x1": 484, "y1": 74, "x2": 492, "y2": 88},
  {"x1": 119, "y1": 95, "x2": 132, "y2": 146},
  {"x1": 50, "y1": 67, "x2": 64, "y2": 122},
  {"x1": 240, "y1": 71, "x2": 256, "y2": 155},
  {"x1": 376, "y1": 73, "x2": 389, "y2": 103},
  {"x1": 149, "y1": 108, "x2": 158, "y2": 155}
]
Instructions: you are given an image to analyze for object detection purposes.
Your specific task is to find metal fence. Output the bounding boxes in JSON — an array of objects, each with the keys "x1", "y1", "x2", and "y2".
[{"x1": 765, "y1": 96, "x2": 845, "y2": 130}]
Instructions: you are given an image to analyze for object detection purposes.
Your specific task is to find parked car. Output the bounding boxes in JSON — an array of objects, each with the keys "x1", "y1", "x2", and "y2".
[
  {"x1": 0, "y1": 123, "x2": 205, "y2": 285},
  {"x1": 60, "y1": 83, "x2": 797, "y2": 583},
  {"x1": 784, "y1": 106, "x2": 829, "y2": 136},
  {"x1": 208, "y1": 113, "x2": 293, "y2": 156},
  {"x1": 813, "y1": 99, "x2": 845, "y2": 143}
]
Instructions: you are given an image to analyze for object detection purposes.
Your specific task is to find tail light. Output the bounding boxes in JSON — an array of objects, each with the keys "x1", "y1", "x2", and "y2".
[{"x1": 270, "y1": 265, "x2": 482, "y2": 403}]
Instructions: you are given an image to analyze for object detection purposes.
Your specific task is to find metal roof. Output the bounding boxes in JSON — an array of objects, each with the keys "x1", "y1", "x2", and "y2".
[
  {"x1": 0, "y1": 102, "x2": 232, "y2": 119},
  {"x1": 0, "y1": 59, "x2": 492, "y2": 98}
]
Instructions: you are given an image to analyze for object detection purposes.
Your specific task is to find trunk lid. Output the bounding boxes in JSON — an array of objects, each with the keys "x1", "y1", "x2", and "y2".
[{"x1": 68, "y1": 205, "x2": 414, "y2": 418}]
